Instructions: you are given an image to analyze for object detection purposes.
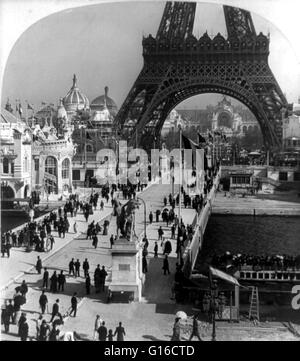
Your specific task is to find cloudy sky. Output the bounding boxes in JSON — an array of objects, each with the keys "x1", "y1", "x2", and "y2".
[{"x1": 2, "y1": 1, "x2": 300, "y2": 112}]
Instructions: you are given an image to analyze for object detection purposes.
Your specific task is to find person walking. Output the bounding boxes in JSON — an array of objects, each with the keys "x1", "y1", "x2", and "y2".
[
  {"x1": 39, "y1": 290, "x2": 48, "y2": 314},
  {"x1": 38, "y1": 320, "x2": 50, "y2": 341},
  {"x1": 158, "y1": 226, "x2": 164, "y2": 241},
  {"x1": 154, "y1": 242, "x2": 158, "y2": 258},
  {"x1": 42, "y1": 267, "x2": 49, "y2": 289},
  {"x1": 98, "y1": 321, "x2": 107, "y2": 341},
  {"x1": 35, "y1": 314, "x2": 43, "y2": 340},
  {"x1": 19, "y1": 314, "x2": 29, "y2": 341},
  {"x1": 50, "y1": 299, "x2": 60, "y2": 323},
  {"x1": 149, "y1": 211, "x2": 153, "y2": 224},
  {"x1": 50, "y1": 271, "x2": 58, "y2": 293},
  {"x1": 69, "y1": 258, "x2": 75, "y2": 276},
  {"x1": 36, "y1": 256, "x2": 42, "y2": 274},
  {"x1": 110, "y1": 235, "x2": 114, "y2": 249},
  {"x1": 83, "y1": 258, "x2": 90, "y2": 278},
  {"x1": 162, "y1": 255, "x2": 170, "y2": 275},
  {"x1": 188, "y1": 314, "x2": 202, "y2": 341},
  {"x1": 85, "y1": 273, "x2": 91, "y2": 295},
  {"x1": 75, "y1": 259, "x2": 81, "y2": 277},
  {"x1": 113, "y1": 322, "x2": 126, "y2": 341},
  {"x1": 57, "y1": 271, "x2": 66, "y2": 292},
  {"x1": 49, "y1": 235, "x2": 55, "y2": 250},
  {"x1": 155, "y1": 209, "x2": 161, "y2": 222},
  {"x1": 107, "y1": 329, "x2": 114, "y2": 341},
  {"x1": 93, "y1": 315, "x2": 102, "y2": 340},
  {"x1": 20, "y1": 280, "x2": 28, "y2": 299},
  {"x1": 2, "y1": 306, "x2": 10, "y2": 333},
  {"x1": 69, "y1": 293, "x2": 78, "y2": 317},
  {"x1": 92, "y1": 234, "x2": 98, "y2": 249},
  {"x1": 73, "y1": 222, "x2": 78, "y2": 234},
  {"x1": 99, "y1": 266, "x2": 108, "y2": 292}
]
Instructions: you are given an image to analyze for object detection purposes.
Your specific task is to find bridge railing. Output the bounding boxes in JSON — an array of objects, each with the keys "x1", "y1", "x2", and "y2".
[{"x1": 182, "y1": 169, "x2": 221, "y2": 278}]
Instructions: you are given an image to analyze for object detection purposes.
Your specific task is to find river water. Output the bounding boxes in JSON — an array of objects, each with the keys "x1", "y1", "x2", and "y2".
[{"x1": 199, "y1": 215, "x2": 300, "y2": 259}]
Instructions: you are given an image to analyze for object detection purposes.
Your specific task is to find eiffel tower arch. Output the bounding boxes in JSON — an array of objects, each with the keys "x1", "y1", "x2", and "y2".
[{"x1": 114, "y1": 2, "x2": 290, "y2": 151}]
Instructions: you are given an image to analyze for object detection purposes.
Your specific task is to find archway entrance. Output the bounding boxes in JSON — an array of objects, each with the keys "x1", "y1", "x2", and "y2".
[
  {"x1": 45, "y1": 156, "x2": 58, "y2": 194},
  {"x1": 24, "y1": 185, "x2": 29, "y2": 199}
]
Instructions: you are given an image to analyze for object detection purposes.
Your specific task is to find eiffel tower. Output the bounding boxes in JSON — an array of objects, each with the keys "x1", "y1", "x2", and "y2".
[{"x1": 114, "y1": 2, "x2": 290, "y2": 150}]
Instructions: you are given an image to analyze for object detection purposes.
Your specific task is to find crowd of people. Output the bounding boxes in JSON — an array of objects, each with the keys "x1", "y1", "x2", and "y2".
[
  {"x1": 1, "y1": 164, "x2": 221, "y2": 341},
  {"x1": 211, "y1": 251, "x2": 300, "y2": 272}
]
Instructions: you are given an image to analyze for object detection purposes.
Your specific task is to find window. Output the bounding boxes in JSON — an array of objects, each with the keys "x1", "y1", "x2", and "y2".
[
  {"x1": 34, "y1": 158, "x2": 39, "y2": 171},
  {"x1": 3, "y1": 158, "x2": 9, "y2": 173},
  {"x1": 45, "y1": 156, "x2": 57, "y2": 176},
  {"x1": 11, "y1": 162, "x2": 14, "y2": 174},
  {"x1": 279, "y1": 172, "x2": 288, "y2": 181},
  {"x1": 86, "y1": 144, "x2": 93, "y2": 153},
  {"x1": 62, "y1": 158, "x2": 70, "y2": 179},
  {"x1": 72, "y1": 169, "x2": 81, "y2": 180},
  {"x1": 294, "y1": 172, "x2": 300, "y2": 181}
]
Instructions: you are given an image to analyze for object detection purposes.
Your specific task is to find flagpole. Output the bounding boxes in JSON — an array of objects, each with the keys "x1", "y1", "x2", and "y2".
[{"x1": 179, "y1": 124, "x2": 182, "y2": 226}]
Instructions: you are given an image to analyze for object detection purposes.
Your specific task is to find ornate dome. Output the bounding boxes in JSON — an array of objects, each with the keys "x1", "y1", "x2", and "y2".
[
  {"x1": 63, "y1": 74, "x2": 89, "y2": 112},
  {"x1": 57, "y1": 98, "x2": 68, "y2": 119},
  {"x1": 90, "y1": 86, "x2": 118, "y2": 116}
]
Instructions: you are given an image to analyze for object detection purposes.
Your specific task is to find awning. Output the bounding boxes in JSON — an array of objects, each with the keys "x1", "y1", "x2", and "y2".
[{"x1": 209, "y1": 266, "x2": 240, "y2": 286}]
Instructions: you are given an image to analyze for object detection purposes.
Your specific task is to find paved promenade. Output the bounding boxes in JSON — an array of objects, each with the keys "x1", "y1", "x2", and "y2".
[{"x1": 2, "y1": 183, "x2": 298, "y2": 341}]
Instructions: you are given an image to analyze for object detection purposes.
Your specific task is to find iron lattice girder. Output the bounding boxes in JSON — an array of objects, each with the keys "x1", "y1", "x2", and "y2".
[
  {"x1": 156, "y1": 2, "x2": 196, "y2": 40},
  {"x1": 114, "y1": 2, "x2": 288, "y2": 150},
  {"x1": 223, "y1": 5, "x2": 256, "y2": 39},
  {"x1": 124, "y1": 61, "x2": 285, "y2": 148}
]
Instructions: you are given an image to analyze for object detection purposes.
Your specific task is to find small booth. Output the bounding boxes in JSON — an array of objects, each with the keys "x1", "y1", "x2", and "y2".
[
  {"x1": 229, "y1": 170, "x2": 254, "y2": 195},
  {"x1": 108, "y1": 237, "x2": 142, "y2": 302}
]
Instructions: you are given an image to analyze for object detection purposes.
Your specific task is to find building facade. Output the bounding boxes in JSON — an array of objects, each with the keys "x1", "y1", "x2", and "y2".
[{"x1": 0, "y1": 108, "x2": 32, "y2": 207}]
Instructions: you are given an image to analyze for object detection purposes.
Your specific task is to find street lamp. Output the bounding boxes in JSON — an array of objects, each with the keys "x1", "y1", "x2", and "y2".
[{"x1": 210, "y1": 278, "x2": 218, "y2": 341}]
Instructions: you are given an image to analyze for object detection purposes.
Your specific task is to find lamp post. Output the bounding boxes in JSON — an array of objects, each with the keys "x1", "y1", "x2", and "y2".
[
  {"x1": 209, "y1": 272, "x2": 218, "y2": 342},
  {"x1": 137, "y1": 196, "x2": 147, "y2": 238},
  {"x1": 178, "y1": 124, "x2": 182, "y2": 226}
]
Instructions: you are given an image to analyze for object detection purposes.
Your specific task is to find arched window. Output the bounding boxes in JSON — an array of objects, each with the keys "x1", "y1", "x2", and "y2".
[
  {"x1": 86, "y1": 144, "x2": 94, "y2": 153},
  {"x1": 45, "y1": 156, "x2": 57, "y2": 176},
  {"x1": 62, "y1": 158, "x2": 70, "y2": 179},
  {"x1": 3, "y1": 158, "x2": 9, "y2": 173}
]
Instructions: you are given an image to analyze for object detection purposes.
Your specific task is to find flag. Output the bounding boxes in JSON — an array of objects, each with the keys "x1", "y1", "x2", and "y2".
[
  {"x1": 198, "y1": 132, "x2": 206, "y2": 144},
  {"x1": 214, "y1": 130, "x2": 221, "y2": 136},
  {"x1": 27, "y1": 103, "x2": 34, "y2": 110},
  {"x1": 208, "y1": 132, "x2": 213, "y2": 142},
  {"x1": 41, "y1": 102, "x2": 46, "y2": 106},
  {"x1": 181, "y1": 134, "x2": 199, "y2": 150}
]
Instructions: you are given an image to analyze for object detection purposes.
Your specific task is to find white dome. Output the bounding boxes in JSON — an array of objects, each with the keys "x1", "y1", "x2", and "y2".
[{"x1": 63, "y1": 74, "x2": 89, "y2": 112}]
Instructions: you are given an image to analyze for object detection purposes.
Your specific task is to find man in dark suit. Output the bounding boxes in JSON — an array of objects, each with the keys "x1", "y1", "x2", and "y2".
[
  {"x1": 69, "y1": 258, "x2": 75, "y2": 276},
  {"x1": 39, "y1": 290, "x2": 48, "y2": 314},
  {"x1": 97, "y1": 321, "x2": 107, "y2": 341},
  {"x1": 58, "y1": 270, "x2": 66, "y2": 292},
  {"x1": 50, "y1": 299, "x2": 60, "y2": 323},
  {"x1": 69, "y1": 293, "x2": 78, "y2": 317}
]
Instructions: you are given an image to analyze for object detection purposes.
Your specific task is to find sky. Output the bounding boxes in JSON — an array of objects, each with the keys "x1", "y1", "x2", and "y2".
[{"x1": 2, "y1": 1, "x2": 300, "y2": 112}]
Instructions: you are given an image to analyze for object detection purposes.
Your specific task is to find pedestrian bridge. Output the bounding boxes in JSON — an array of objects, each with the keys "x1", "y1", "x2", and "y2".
[{"x1": 182, "y1": 169, "x2": 221, "y2": 278}]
